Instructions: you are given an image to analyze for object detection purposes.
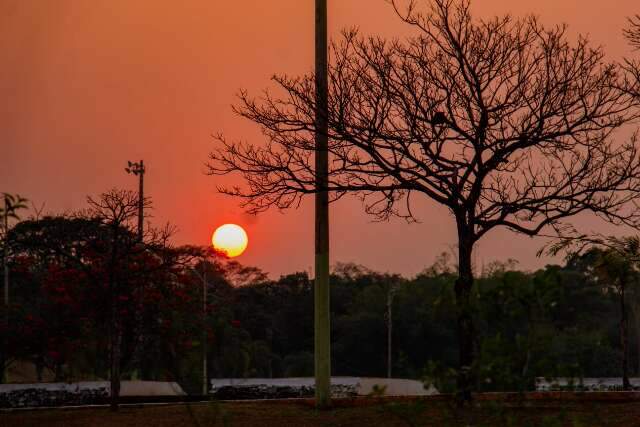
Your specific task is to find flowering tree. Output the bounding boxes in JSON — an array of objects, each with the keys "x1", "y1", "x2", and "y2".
[{"x1": 8, "y1": 190, "x2": 204, "y2": 409}]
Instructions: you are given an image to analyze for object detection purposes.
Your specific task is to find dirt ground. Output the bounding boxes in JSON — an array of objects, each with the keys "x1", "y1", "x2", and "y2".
[{"x1": 4, "y1": 397, "x2": 640, "y2": 427}]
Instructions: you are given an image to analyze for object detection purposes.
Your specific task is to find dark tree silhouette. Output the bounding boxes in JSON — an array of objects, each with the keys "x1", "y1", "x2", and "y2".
[
  {"x1": 87, "y1": 190, "x2": 142, "y2": 411},
  {"x1": 208, "y1": 0, "x2": 640, "y2": 398},
  {"x1": 592, "y1": 243, "x2": 639, "y2": 391},
  {"x1": 624, "y1": 15, "x2": 640, "y2": 100},
  {"x1": 9, "y1": 189, "x2": 180, "y2": 410},
  {"x1": 1, "y1": 193, "x2": 28, "y2": 383},
  {"x1": 544, "y1": 236, "x2": 640, "y2": 390},
  {"x1": 624, "y1": 15, "x2": 640, "y2": 50}
]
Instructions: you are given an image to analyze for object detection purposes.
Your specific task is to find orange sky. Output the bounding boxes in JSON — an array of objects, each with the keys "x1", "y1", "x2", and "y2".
[{"x1": 2, "y1": 0, "x2": 639, "y2": 278}]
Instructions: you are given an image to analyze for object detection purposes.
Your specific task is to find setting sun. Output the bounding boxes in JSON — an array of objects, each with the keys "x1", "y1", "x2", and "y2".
[{"x1": 212, "y1": 224, "x2": 248, "y2": 258}]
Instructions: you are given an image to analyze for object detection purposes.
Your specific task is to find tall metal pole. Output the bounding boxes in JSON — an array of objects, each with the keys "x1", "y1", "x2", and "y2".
[
  {"x1": 138, "y1": 161, "x2": 144, "y2": 240},
  {"x1": 2, "y1": 197, "x2": 8, "y2": 383},
  {"x1": 3, "y1": 196, "x2": 8, "y2": 317},
  {"x1": 386, "y1": 283, "x2": 396, "y2": 379},
  {"x1": 314, "y1": 0, "x2": 331, "y2": 409},
  {"x1": 125, "y1": 160, "x2": 145, "y2": 241},
  {"x1": 202, "y1": 264, "x2": 208, "y2": 396},
  {"x1": 125, "y1": 160, "x2": 146, "y2": 380}
]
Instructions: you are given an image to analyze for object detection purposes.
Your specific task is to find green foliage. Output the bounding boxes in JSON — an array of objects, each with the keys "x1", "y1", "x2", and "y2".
[
  {"x1": 6, "y1": 209, "x2": 640, "y2": 393},
  {"x1": 422, "y1": 360, "x2": 457, "y2": 394},
  {"x1": 0, "y1": 193, "x2": 28, "y2": 224},
  {"x1": 282, "y1": 352, "x2": 314, "y2": 377}
]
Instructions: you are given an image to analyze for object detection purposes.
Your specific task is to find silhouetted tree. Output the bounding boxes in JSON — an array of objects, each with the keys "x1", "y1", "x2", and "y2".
[
  {"x1": 592, "y1": 244, "x2": 639, "y2": 391},
  {"x1": 1, "y1": 193, "x2": 28, "y2": 383},
  {"x1": 545, "y1": 235, "x2": 640, "y2": 390},
  {"x1": 9, "y1": 190, "x2": 189, "y2": 410},
  {"x1": 209, "y1": 0, "x2": 640, "y2": 398},
  {"x1": 624, "y1": 15, "x2": 640, "y2": 50},
  {"x1": 624, "y1": 14, "x2": 640, "y2": 101},
  {"x1": 86, "y1": 190, "x2": 146, "y2": 410}
]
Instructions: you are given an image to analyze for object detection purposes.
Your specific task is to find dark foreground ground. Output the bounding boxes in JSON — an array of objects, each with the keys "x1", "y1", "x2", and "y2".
[{"x1": 5, "y1": 395, "x2": 640, "y2": 427}]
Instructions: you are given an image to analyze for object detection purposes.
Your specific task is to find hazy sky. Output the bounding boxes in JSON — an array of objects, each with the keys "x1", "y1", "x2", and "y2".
[{"x1": 2, "y1": 0, "x2": 639, "y2": 278}]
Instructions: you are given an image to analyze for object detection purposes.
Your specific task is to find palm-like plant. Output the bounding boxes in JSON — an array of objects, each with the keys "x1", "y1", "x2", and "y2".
[
  {"x1": 1, "y1": 192, "x2": 28, "y2": 383},
  {"x1": 592, "y1": 241, "x2": 639, "y2": 390},
  {"x1": 544, "y1": 235, "x2": 640, "y2": 390}
]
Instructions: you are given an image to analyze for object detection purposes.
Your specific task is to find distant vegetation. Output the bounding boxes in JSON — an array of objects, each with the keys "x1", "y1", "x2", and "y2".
[{"x1": 3, "y1": 194, "x2": 640, "y2": 395}]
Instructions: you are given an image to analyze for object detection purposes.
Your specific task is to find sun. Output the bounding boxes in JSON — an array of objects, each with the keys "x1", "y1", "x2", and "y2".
[{"x1": 212, "y1": 224, "x2": 248, "y2": 258}]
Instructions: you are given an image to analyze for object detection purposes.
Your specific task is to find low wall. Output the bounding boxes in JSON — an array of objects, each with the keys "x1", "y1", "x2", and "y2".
[
  {"x1": 536, "y1": 377, "x2": 640, "y2": 392},
  {"x1": 0, "y1": 381, "x2": 185, "y2": 408},
  {"x1": 209, "y1": 377, "x2": 436, "y2": 400}
]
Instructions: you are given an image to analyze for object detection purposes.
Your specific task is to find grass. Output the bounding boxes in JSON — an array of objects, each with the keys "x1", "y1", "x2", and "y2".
[{"x1": 4, "y1": 397, "x2": 640, "y2": 426}]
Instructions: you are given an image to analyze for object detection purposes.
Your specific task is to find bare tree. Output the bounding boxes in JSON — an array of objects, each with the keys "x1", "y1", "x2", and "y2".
[
  {"x1": 208, "y1": 0, "x2": 640, "y2": 398},
  {"x1": 624, "y1": 15, "x2": 640, "y2": 101},
  {"x1": 624, "y1": 15, "x2": 640, "y2": 50},
  {"x1": 85, "y1": 190, "x2": 144, "y2": 410}
]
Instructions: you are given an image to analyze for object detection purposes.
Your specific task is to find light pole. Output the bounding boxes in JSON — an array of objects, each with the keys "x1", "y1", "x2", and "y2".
[
  {"x1": 2, "y1": 196, "x2": 9, "y2": 383},
  {"x1": 190, "y1": 256, "x2": 211, "y2": 396},
  {"x1": 314, "y1": 0, "x2": 331, "y2": 409},
  {"x1": 125, "y1": 160, "x2": 145, "y2": 241},
  {"x1": 3, "y1": 196, "x2": 9, "y2": 323},
  {"x1": 386, "y1": 281, "x2": 398, "y2": 379},
  {"x1": 202, "y1": 265, "x2": 207, "y2": 396},
  {"x1": 125, "y1": 160, "x2": 145, "y2": 380},
  {"x1": 196, "y1": 263, "x2": 208, "y2": 396}
]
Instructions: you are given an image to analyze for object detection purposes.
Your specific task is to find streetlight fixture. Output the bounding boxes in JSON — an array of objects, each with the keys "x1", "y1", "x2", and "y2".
[
  {"x1": 125, "y1": 160, "x2": 145, "y2": 241},
  {"x1": 125, "y1": 160, "x2": 146, "y2": 380}
]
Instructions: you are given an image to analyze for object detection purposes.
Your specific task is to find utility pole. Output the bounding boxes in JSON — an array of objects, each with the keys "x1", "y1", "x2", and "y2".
[
  {"x1": 125, "y1": 160, "x2": 145, "y2": 241},
  {"x1": 3, "y1": 195, "x2": 8, "y2": 321},
  {"x1": 125, "y1": 160, "x2": 145, "y2": 380},
  {"x1": 314, "y1": 0, "x2": 331, "y2": 409},
  {"x1": 2, "y1": 196, "x2": 9, "y2": 383},
  {"x1": 202, "y1": 263, "x2": 208, "y2": 396},
  {"x1": 386, "y1": 282, "x2": 397, "y2": 379},
  {"x1": 191, "y1": 259, "x2": 209, "y2": 396}
]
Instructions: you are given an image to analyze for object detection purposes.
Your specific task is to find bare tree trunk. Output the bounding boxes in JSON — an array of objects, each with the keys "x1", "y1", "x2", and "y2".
[
  {"x1": 633, "y1": 305, "x2": 640, "y2": 376},
  {"x1": 454, "y1": 223, "x2": 475, "y2": 403},
  {"x1": 109, "y1": 225, "x2": 121, "y2": 411},
  {"x1": 202, "y1": 267, "x2": 208, "y2": 396},
  {"x1": 110, "y1": 289, "x2": 122, "y2": 411},
  {"x1": 387, "y1": 287, "x2": 393, "y2": 379},
  {"x1": 620, "y1": 281, "x2": 631, "y2": 390},
  {"x1": 36, "y1": 355, "x2": 44, "y2": 382},
  {"x1": 521, "y1": 302, "x2": 536, "y2": 390}
]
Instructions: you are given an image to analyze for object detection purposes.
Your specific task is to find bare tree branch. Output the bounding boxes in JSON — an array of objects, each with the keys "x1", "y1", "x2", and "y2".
[{"x1": 209, "y1": 0, "x2": 640, "y2": 237}]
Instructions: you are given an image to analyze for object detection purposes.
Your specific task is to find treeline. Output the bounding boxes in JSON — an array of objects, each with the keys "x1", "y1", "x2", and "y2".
[
  {"x1": 1, "y1": 193, "x2": 637, "y2": 393},
  {"x1": 212, "y1": 255, "x2": 634, "y2": 392}
]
